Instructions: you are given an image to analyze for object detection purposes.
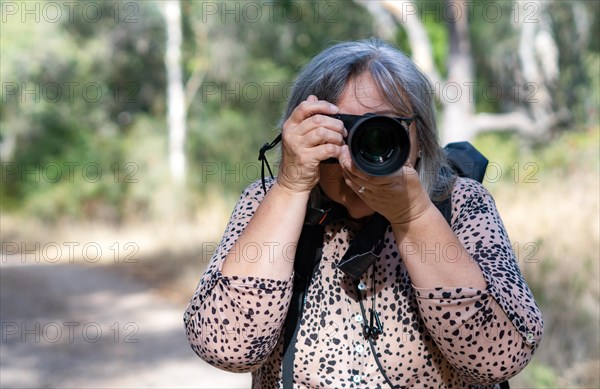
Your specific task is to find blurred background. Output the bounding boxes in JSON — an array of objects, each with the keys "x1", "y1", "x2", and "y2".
[{"x1": 1, "y1": 0, "x2": 598, "y2": 388}]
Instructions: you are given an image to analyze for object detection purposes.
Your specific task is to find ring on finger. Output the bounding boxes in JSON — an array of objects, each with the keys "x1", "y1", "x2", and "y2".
[{"x1": 358, "y1": 186, "x2": 366, "y2": 194}]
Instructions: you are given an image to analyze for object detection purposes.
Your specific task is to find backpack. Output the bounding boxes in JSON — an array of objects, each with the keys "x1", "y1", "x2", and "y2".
[{"x1": 258, "y1": 141, "x2": 509, "y2": 388}]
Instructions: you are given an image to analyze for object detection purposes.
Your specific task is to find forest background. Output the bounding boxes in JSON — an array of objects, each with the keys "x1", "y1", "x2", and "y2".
[{"x1": 1, "y1": 0, "x2": 599, "y2": 387}]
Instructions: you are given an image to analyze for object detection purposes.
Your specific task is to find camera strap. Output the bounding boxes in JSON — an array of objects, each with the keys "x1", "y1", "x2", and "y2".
[
  {"x1": 336, "y1": 212, "x2": 388, "y2": 281},
  {"x1": 258, "y1": 133, "x2": 282, "y2": 195}
]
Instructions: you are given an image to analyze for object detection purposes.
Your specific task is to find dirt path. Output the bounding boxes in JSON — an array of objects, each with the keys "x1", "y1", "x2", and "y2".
[{"x1": 0, "y1": 256, "x2": 251, "y2": 388}]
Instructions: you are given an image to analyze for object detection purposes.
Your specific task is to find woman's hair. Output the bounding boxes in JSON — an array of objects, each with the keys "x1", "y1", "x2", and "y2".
[{"x1": 279, "y1": 38, "x2": 455, "y2": 203}]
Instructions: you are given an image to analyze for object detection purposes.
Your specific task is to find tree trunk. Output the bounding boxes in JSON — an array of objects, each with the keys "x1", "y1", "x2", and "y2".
[
  {"x1": 442, "y1": 0, "x2": 476, "y2": 143},
  {"x1": 361, "y1": 0, "x2": 560, "y2": 144},
  {"x1": 163, "y1": 0, "x2": 187, "y2": 185},
  {"x1": 378, "y1": 0, "x2": 442, "y2": 85}
]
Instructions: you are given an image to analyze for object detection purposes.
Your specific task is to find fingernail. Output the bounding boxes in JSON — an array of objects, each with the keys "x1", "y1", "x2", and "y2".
[{"x1": 329, "y1": 104, "x2": 338, "y2": 113}]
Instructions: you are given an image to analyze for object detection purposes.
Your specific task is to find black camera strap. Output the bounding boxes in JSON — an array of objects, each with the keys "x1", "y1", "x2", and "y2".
[
  {"x1": 336, "y1": 213, "x2": 388, "y2": 281},
  {"x1": 258, "y1": 133, "x2": 282, "y2": 195}
]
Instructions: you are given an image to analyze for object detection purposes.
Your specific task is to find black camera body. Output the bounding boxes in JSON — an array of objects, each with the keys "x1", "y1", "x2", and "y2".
[{"x1": 326, "y1": 113, "x2": 413, "y2": 176}]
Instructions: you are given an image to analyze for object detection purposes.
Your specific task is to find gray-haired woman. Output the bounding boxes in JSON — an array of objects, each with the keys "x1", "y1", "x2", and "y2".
[{"x1": 185, "y1": 38, "x2": 543, "y2": 388}]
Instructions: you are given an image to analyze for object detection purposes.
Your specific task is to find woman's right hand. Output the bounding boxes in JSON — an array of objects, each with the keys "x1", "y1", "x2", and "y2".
[{"x1": 278, "y1": 95, "x2": 347, "y2": 194}]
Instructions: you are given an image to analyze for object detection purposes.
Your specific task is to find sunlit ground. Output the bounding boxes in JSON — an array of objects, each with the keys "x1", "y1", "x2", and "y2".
[{"x1": 0, "y1": 252, "x2": 252, "y2": 388}]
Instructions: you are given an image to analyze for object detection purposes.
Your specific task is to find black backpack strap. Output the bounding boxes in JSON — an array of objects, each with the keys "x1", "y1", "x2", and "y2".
[
  {"x1": 436, "y1": 197, "x2": 452, "y2": 227},
  {"x1": 500, "y1": 380, "x2": 511, "y2": 389},
  {"x1": 282, "y1": 202, "x2": 348, "y2": 388},
  {"x1": 282, "y1": 223, "x2": 324, "y2": 389}
]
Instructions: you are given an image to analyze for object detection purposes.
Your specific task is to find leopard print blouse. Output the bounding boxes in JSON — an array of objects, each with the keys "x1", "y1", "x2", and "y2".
[{"x1": 184, "y1": 177, "x2": 543, "y2": 388}]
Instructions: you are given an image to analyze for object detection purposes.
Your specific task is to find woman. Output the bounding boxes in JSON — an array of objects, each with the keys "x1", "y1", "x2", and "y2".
[{"x1": 184, "y1": 38, "x2": 543, "y2": 388}]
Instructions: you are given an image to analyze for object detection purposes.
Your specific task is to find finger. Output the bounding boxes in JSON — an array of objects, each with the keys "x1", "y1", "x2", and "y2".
[
  {"x1": 339, "y1": 148, "x2": 391, "y2": 191},
  {"x1": 338, "y1": 145, "x2": 351, "y2": 169},
  {"x1": 303, "y1": 126, "x2": 345, "y2": 147},
  {"x1": 291, "y1": 114, "x2": 346, "y2": 140},
  {"x1": 339, "y1": 159, "x2": 370, "y2": 189},
  {"x1": 342, "y1": 173, "x2": 367, "y2": 195},
  {"x1": 339, "y1": 147, "x2": 370, "y2": 188},
  {"x1": 308, "y1": 143, "x2": 343, "y2": 163},
  {"x1": 285, "y1": 99, "x2": 339, "y2": 129}
]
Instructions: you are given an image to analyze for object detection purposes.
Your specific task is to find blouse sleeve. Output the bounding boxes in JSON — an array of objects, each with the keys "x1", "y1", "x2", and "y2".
[
  {"x1": 413, "y1": 178, "x2": 544, "y2": 384},
  {"x1": 183, "y1": 179, "x2": 294, "y2": 373}
]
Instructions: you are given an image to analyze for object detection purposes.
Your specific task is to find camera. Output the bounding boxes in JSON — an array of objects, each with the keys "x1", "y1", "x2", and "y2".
[{"x1": 325, "y1": 113, "x2": 413, "y2": 176}]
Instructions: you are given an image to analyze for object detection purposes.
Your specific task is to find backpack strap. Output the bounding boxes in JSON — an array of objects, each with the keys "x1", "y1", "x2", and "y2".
[
  {"x1": 282, "y1": 223, "x2": 324, "y2": 389},
  {"x1": 282, "y1": 202, "x2": 346, "y2": 389},
  {"x1": 436, "y1": 197, "x2": 453, "y2": 227}
]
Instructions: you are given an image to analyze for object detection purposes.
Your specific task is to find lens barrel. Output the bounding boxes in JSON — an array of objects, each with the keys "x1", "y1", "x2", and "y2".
[{"x1": 343, "y1": 115, "x2": 411, "y2": 176}]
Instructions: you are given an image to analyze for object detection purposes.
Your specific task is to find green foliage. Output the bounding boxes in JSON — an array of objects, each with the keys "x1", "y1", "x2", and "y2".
[
  {"x1": 16, "y1": 132, "x2": 126, "y2": 222},
  {"x1": 472, "y1": 131, "x2": 521, "y2": 177},
  {"x1": 1, "y1": 0, "x2": 378, "y2": 220},
  {"x1": 182, "y1": 0, "x2": 376, "y2": 195},
  {"x1": 119, "y1": 115, "x2": 173, "y2": 221},
  {"x1": 1, "y1": 0, "x2": 598, "y2": 225},
  {"x1": 1, "y1": 1, "x2": 166, "y2": 221},
  {"x1": 473, "y1": 125, "x2": 599, "y2": 188},
  {"x1": 534, "y1": 126, "x2": 600, "y2": 174},
  {"x1": 420, "y1": 0, "x2": 448, "y2": 77},
  {"x1": 468, "y1": 0, "x2": 520, "y2": 114},
  {"x1": 548, "y1": 1, "x2": 600, "y2": 128}
]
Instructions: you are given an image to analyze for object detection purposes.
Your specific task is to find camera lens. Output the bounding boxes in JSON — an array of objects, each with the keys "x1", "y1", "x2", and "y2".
[
  {"x1": 347, "y1": 116, "x2": 410, "y2": 176},
  {"x1": 360, "y1": 127, "x2": 394, "y2": 163}
]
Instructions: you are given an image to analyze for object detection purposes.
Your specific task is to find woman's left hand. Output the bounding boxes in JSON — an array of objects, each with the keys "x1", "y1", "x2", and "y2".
[{"x1": 338, "y1": 144, "x2": 433, "y2": 227}]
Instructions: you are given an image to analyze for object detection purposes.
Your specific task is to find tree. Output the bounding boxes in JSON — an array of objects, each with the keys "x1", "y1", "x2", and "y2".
[
  {"x1": 360, "y1": 0, "x2": 587, "y2": 144},
  {"x1": 162, "y1": 0, "x2": 187, "y2": 185}
]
